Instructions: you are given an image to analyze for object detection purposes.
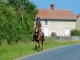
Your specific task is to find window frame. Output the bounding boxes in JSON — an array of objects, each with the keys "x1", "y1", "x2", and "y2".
[{"x1": 44, "y1": 20, "x2": 48, "y2": 25}]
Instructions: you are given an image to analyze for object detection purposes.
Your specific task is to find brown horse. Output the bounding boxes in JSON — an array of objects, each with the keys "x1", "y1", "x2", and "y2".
[{"x1": 34, "y1": 26, "x2": 44, "y2": 51}]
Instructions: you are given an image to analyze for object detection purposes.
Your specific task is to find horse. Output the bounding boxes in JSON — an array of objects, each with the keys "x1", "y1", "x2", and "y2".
[{"x1": 34, "y1": 26, "x2": 44, "y2": 51}]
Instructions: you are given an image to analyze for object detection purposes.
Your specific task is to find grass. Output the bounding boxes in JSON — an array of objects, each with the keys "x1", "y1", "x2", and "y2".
[
  {"x1": 0, "y1": 41, "x2": 36, "y2": 60},
  {"x1": 0, "y1": 38, "x2": 80, "y2": 60},
  {"x1": 44, "y1": 38, "x2": 80, "y2": 50}
]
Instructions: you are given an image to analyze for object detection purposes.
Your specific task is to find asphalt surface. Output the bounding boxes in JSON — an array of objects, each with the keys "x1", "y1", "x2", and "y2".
[{"x1": 15, "y1": 44, "x2": 80, "y2": 60}]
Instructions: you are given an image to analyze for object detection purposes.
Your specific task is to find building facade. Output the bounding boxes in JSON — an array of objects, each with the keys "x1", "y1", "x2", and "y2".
[{"x1": 36, "y1": 4, "x2": 77, "y2": 36}]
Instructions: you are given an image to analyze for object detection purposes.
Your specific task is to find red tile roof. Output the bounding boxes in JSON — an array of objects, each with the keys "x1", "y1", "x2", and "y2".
[{"x1": 36, "y1": 9, "x2": 77, "y2": 20}]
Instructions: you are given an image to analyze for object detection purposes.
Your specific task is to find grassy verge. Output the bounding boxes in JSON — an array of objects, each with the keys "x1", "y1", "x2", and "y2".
[
  {"x1": 0, "y1": 38, "x2": 80, "y2": 60},
  {"x1": 44, "y1": 38, "x2": 80, "y2": 50}
]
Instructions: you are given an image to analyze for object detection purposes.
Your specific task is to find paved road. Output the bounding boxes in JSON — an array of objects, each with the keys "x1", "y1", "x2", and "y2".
[{"x1": 15, "y1": 44, "x2": 80, "y2": 60}]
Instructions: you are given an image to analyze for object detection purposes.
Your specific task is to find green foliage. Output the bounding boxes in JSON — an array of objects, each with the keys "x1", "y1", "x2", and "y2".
[
  {"x1": 0, "y1": 0, "x2": 38, "y2": 44},
  {"x1": 70, "y1": 29, "x2": 80, "y2": 36},
  {"x1": 7, "y1": 0, "x2": 38, "y2": 21},
  {"x1": 0, "y1": 38, "x2": 80, "y2": 60}
]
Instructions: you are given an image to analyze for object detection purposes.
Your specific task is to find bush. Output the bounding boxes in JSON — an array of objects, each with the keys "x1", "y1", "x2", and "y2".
[
  {"x1": 0, "y1": 0, "x2": 37, "y2": 44},
  {"x1": 70, "y1": 29, "x2": 80, "y2": 36},
  {"x1": 51, "y1": 32, "x2": 57, "y2": 36}
]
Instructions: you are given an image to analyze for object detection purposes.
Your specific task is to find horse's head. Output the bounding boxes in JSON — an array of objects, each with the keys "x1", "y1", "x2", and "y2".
[
  {"x1": 35, "y1": 26, "x2": 39, "y2": 35},
  {"x1": 35, "y1": 26, "x2": 42, "y2": 41}
]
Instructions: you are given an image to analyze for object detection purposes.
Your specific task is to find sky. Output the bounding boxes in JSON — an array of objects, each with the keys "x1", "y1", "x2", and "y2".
[{"x1": 30, "y1": 0, "x2": 80, "y2": 15}]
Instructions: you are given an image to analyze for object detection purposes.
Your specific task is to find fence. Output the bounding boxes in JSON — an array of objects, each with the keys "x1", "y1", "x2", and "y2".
[{"x1": 52, "y1": 36, "x2": 80, "y2": 41}]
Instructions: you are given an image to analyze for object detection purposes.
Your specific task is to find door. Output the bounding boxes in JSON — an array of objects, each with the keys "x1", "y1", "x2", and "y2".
[
  {"x1": 65, "y1": 28, "x2": 69, "y2": 36},
  {"x1": 44, "y1": 27, "x2": 49, "y2": 37}
]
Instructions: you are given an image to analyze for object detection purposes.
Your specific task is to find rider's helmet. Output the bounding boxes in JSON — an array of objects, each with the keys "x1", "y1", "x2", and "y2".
[{"x1": 37, "y1": 16, "x2": 40, "y2": 21}]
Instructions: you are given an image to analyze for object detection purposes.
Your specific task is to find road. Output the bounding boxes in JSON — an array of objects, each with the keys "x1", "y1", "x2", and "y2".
[{"x1": 15, "y1": 44, "x2": 80, "y2": 60}]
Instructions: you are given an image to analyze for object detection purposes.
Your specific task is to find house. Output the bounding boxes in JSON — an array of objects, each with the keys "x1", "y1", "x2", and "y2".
[
  {"x1": 36, "y1": 4, "x2": 77, "y2": 36},
  {"x1": 76, "y1": 15, "x2": 80, "y2": 30}
]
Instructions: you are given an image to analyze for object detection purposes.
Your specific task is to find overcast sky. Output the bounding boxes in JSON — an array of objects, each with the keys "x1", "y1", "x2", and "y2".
[{"x1": 30, "y1": 0, "x2": 80, "y2": 15}]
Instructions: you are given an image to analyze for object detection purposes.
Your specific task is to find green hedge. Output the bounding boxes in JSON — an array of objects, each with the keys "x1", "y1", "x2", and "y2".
[{"x1": 70, "y1": 29, "x2": 80, "y2": 36}]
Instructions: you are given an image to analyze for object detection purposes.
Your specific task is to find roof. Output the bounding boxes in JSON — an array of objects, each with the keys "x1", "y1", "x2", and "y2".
[{"x1": 36, "y1": 9, "x2": 77, "y2": 20}]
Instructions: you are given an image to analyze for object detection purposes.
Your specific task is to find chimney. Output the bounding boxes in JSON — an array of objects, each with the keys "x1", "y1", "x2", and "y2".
[{"x1": 50, "y1": 4, "x2": 55, "y2": 10}]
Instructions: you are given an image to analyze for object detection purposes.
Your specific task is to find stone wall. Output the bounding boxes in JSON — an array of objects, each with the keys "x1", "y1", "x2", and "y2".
[{"x1": 53, "y1": 36, "x2": 80, "y2": 41}]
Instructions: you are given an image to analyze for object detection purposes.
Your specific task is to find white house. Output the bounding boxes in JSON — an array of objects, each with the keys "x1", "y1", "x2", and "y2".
[{"x1": 36, "y1": 4, "x2": 77, "y2": 36}]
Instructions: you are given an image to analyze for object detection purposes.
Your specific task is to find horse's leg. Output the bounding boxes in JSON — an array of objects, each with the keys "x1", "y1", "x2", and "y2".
[
  {"x1": 35, "y1": 44, "x2": 37, "y2": 50},
  {"x1": 37, "y1": 41, "x2": 40, "y2": 51},
  {"x1": 34, "y1": 41, "x2": 37, "y2": 50}
]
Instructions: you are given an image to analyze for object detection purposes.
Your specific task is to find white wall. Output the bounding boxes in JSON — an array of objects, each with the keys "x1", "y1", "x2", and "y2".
[{"x1": 41, "y1": 19, "x2": 76, "y2": 36}]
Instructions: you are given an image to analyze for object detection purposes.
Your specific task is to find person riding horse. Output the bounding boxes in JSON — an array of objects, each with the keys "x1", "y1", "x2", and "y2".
[{"x1": 32, "y1": 16, "x2": 44, "y2": 41}]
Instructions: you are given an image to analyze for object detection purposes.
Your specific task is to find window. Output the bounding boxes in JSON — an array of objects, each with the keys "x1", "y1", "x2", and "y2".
[{"x1": 45, "y1": 20, "x2": 48, "y2": 25}]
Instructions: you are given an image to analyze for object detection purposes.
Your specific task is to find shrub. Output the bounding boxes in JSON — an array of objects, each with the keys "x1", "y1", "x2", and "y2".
[
  {"x1": 70, "y1": 29, "x2": 80, "y2": 36},
  {"x1": 51, "y1": 32, "x2": 57, "y2": 36}
]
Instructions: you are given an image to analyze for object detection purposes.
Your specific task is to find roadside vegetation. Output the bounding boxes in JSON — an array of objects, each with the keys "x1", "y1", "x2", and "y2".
[
  {"x1": 0, "y1": 0, "x2": 38, "y2": 45},
  {"x1": 0, "y1": 0, "x2": 80, "y2": 60},
  {"x1": 0, "y1": 38, "x2": 80, "y2": 60},
  {"x1": 70, "y1": 29, "x2": 80, "y2": 36}
]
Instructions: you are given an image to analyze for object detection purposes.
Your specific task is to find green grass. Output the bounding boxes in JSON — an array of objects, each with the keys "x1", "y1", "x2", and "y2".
[
  {"x1": 44, "y1": 38, "x2": 80, "y2": 50},
  {"x1": 0, "y1": 41, "x2": 36, "y2": 60},
  {"x1": 0, "y1": 38, "x2": 80, "y2": 60}
]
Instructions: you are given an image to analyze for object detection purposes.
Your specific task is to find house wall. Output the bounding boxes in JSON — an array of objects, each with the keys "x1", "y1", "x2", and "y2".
[
  {"x1": 41, "y1": 19, "x2": 76, "y2": 36},
  {"x1": 76, "y1": 17, "x2": 80, "y2": 30}
]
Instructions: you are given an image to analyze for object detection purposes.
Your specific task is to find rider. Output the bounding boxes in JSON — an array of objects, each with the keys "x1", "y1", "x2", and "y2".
[{"x1": 32, "y1": 16, "x2": 44, "y2": 41}]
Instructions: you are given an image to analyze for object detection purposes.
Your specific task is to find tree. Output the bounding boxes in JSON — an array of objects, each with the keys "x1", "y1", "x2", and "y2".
[
  {"x1": 0, "y1": 0, "x2": 7, "y2": 44},
  {"x1": 0, "y1": 0, "x2": 38, "y2": 44},
  {"x1": 7, "y1": 0, "x2": 38, "y2": 42},
  {"x1": 7, "y1": 0, "x2": 38, "y2": 22}
]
